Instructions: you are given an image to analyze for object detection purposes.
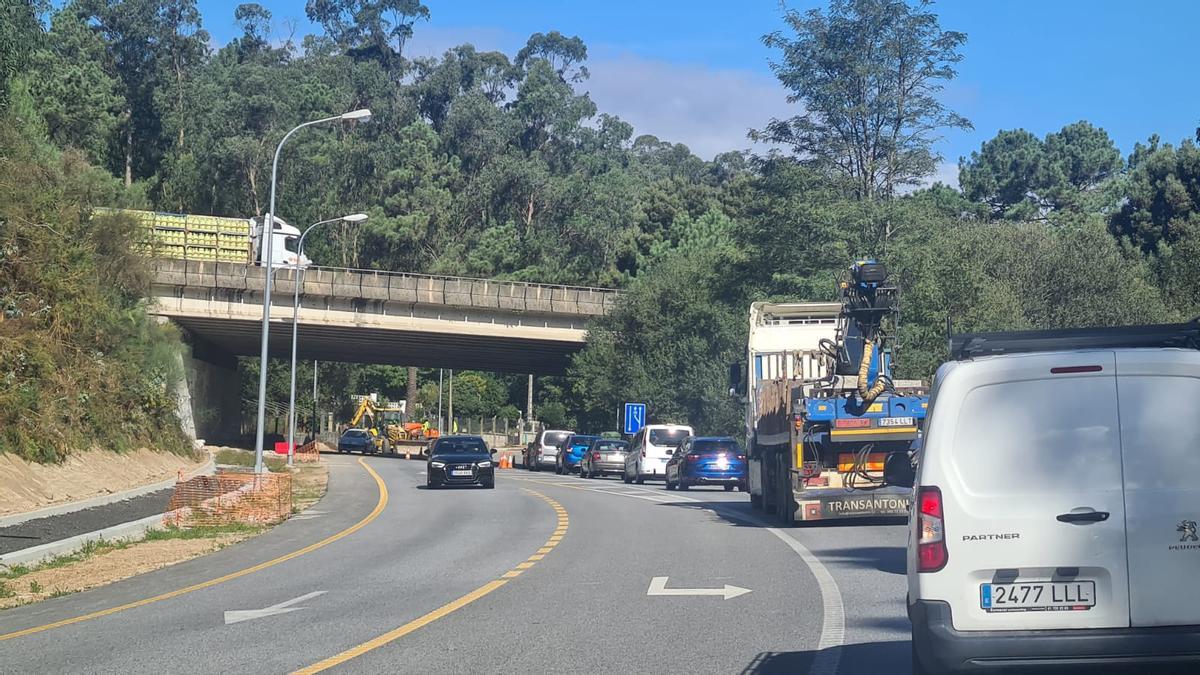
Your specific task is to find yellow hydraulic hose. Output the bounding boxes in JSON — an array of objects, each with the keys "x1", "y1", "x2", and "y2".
[{"x1": 857, "y1": 338, "x2": 888, "y2": 405}]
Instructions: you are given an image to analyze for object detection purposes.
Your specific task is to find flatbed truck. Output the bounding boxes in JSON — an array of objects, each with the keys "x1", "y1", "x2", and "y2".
[{"x1": 733, "y1": 260, "x2": 929, "y2": 523}]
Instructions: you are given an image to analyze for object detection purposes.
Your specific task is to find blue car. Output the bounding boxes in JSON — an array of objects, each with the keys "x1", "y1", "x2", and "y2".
[
  {"x1": 337, "y1": 428, "x2": 376, "y2": 454},
  {"x1": 556, "y1": 434, "x2": 598, "y2": 474},
  {"x1": 665, "y1": 436, "x2": 747, "y2": 491}
]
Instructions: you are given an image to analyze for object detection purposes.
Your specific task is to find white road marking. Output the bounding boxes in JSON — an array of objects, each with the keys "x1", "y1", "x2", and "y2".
[
  {"x1": 223, "y1": 591, "x2": 326, "y2": 625},
  {"x1": 510, "y1": 474, "x2": 845, "y2": 675},
  {"x1": 291, "y1": 515, "x2": 322, "y2": 521},
  {"x1": 646, "y1": 576, "x2": 752, "y2": 600}
]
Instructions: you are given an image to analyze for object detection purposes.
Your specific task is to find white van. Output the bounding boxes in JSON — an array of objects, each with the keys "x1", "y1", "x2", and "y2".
[
  {"x1": 898, "y1": 324, "x2": 1200, "y2": 673},
  {"x1": 624, "y1": 424, "x2": 693, "y2": 484},
  {"x1": 526, "y1": 429, "x2": 572, "y2": 472}
]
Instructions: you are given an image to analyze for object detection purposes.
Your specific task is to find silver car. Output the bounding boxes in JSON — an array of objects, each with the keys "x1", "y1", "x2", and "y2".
[
  {"x1": 579, "y1": 439, "x2": 630, "y2": 479},
  {"x1": 527, "y1": 429, "x2": 572, "y2": 471}
]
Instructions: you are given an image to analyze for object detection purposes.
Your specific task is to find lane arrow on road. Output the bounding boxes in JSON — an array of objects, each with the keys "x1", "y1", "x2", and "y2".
[
  {"x1": 223, "y1": 591, "x2": 326, "y2": 625},
  {"x1": 646, "y1": 576, "x2": 752, "y2": 600}
]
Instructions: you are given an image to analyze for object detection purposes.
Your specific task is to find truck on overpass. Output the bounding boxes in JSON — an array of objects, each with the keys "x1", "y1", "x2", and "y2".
[
  {"x1": 732, "y1": 260, "x2": 929, "y2": 523},
  {"x1": 93, "y1": 207, "x2": 310, "y2": 268}
]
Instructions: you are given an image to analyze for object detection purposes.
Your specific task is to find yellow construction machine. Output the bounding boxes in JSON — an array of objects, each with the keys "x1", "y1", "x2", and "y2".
[{"x1": 348, "y1": 396, "x2": 439, "y2": 455}]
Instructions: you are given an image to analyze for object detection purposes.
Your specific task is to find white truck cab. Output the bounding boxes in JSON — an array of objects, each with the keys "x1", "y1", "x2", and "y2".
[
  {"x1": 902, "y1": 323, "x2": 1200, "y2": 673},
  {"x1": 253, "y1": 215, "x2": 312, "y2": 268}
]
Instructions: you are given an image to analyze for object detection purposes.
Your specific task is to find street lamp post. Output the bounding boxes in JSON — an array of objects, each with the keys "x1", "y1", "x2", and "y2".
[
  {"x1": 253, "y1": 108, "x2": 372, "y2": 474},
  {"x1": 285, "y1": 213, "x2": 368, "y2": 465}
]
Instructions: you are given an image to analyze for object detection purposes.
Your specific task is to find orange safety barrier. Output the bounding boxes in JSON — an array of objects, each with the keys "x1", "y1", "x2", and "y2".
[
  {"x1": 165, "y1": 469, "x2": 292, "y2": 527},
  {"x1": 294, "y1": 441, "x2": 323, "y2": 463}
]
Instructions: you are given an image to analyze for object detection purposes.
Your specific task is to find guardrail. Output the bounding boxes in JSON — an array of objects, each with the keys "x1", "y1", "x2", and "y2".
[{"x1": 150, "y1": 259, "x2": 620, "y2": 316}]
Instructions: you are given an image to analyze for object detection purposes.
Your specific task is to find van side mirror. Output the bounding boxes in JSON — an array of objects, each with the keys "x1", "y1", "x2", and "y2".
[{"x1": 884, "y1": 451, "x2": 916, "y2": 488}]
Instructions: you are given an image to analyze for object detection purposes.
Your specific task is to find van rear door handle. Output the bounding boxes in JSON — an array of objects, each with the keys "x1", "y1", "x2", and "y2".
[{"x1": 1057, "y1": 511, "x2": 1110, "y2": 523}]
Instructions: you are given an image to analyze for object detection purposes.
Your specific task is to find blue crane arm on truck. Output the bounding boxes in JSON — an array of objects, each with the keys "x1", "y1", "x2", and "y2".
[{"x1": 733, "y1": 259, "x2": 929, "y2": 524}]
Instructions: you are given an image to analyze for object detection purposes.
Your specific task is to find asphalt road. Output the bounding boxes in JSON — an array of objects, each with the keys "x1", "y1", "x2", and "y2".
[{"x1": 0, "y1": 456, "x2": 912, "y2": 674}]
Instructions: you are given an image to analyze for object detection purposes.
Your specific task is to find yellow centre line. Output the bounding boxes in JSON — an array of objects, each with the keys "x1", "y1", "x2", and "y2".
[
  {"x1": 0, "y1": 457, "x2": 389, "y2": 643},
  {"x1": 293, "y1": 489, "x2": 567, "y2": 674}
]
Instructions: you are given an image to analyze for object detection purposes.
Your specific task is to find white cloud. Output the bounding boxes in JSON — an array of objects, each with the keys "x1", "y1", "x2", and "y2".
[
  {"x1": 926, "y1": 161, "x2": 960, "y2": 190},
  {"x1": 581, "y1": 53, "x2": 793, "y2": 160}
]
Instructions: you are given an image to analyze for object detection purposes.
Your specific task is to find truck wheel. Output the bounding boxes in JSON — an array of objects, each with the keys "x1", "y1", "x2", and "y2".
[
  {"x1": 622, "y1": 471, "x2": 632, "y2": 484},
  {"x1": 750, "y1": 493, "x2": 763, "y2": 510},
  {"x1": 724, "y1": 484, "x2": 735, "y2": 492}
]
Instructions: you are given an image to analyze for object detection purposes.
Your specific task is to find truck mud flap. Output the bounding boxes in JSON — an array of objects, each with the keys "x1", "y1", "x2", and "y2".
[{"x1": 794, "y1": 492, "x2": 912, "y2": 521}]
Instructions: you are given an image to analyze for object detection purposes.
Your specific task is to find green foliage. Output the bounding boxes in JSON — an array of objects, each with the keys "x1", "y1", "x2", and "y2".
[
  {"x1": 0, "y1": 89, "x2": 188, "y2": 462},
  {"x1": 449, "y1": 371, "x2": 507, "y2": 420},
  {"x1": 960, "y1": 121, "x2": 1122, "y2": 218},
  {"x1": 12, "y1": 0, "x2": 1200, "y2": 445},
  {"x1": 0, "y1": 0, "x2": 44, "y2": 110},
  {"x1": 755, "y1": 0, "x2": 971, "y2": 199},
  {"x1": 1110, "y1": 134, "x2": 1200, "y2": 254},
  {"x1": 215, "y1": 448, "x2": 287, "y2": 471},
  {"x1": 143, "y1": 523, "x2": 263, "y2": 540}
]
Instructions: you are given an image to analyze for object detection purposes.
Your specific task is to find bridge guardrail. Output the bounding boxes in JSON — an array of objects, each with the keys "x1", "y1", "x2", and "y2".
[{"x1": 151, "y1": 259, "x2": 620, "y2": 316}]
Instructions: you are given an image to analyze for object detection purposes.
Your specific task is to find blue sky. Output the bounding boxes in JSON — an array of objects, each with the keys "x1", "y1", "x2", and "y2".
[{"x1": 200, "y1": 1, "x2": 1200, "y2": 183}]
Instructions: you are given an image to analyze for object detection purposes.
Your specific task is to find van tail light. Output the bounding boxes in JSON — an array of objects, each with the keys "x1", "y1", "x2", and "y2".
[
  {"x1": 592, "y1": 452, "x2": 600, "y2": 460},
  {"x1": 686, "y1": 454, "x2": 699, "y2": 461},
  {"x1": 916, "y1": 486, "x2": 948, "y2": 573},
  {"x1": 736, "y1": 454, "x2": 746, "y2": 460},
  {"x1": 641, "y1": 450, "x2": 647, "y2": 458}
]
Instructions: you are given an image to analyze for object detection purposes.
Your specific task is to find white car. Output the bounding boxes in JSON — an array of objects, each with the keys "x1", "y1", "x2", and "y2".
[
  {"x1": 624, "y1": 424, "x2": 693, "y2": 484},
  {"x1": 898, "y1": 323, "x2": 1200, "y2": 674}
]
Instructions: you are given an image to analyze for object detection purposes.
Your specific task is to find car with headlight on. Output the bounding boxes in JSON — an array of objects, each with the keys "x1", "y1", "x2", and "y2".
[
  {"x1": 426, "y1": 436, "x2": 496, "y2": 489},
  {"x1": 579, "y1": 439, "x2": 629, "y2": 479},
  {"x1": 665, "y1": 436, "x2": 747, "y2": 491},
  {"x1": 624, "y1": 423, "x2": 693, "y2": 483}
]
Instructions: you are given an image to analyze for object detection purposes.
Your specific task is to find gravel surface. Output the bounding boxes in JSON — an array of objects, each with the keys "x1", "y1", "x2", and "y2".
[{"x1": 0, "y1": 488, "x2": 175, "y2": 555}]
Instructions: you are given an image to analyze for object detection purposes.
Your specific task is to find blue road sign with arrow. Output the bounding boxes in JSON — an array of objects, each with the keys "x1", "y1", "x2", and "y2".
[{"x1": 623, "y1": 403, "x2": 647, "y2": 436}]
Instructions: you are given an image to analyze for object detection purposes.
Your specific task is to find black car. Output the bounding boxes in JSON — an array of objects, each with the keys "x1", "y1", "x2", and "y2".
[
  {"x1": 426, "y1": 436, "x2": 496, "y2": 489},
  {"x1": 338, "y1": 428, "x2": 375, "y2": 454}
]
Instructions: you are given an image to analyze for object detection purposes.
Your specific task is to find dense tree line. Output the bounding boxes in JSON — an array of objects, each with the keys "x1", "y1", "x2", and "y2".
[{"x1": 3, "y1": 0, "x2": 1200, "y2": 450}]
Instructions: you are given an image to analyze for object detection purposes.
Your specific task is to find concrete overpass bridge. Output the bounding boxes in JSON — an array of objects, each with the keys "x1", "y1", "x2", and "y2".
[{"x1": 148, "y1": 259, "x2": 619, "y2": 441}]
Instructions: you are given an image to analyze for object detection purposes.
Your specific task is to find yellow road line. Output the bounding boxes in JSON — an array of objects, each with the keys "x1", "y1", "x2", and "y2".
[
  {"x1": 294, "y1": 489, "x2": 567, "y2": 674},
  {"x1": 0, "y1": 457, "x2": 389, "y2": 643}
]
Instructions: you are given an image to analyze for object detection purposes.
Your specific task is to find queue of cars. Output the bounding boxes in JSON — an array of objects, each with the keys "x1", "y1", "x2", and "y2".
[{"x1": 523, "y1": 424, "x2": 748, "y2": 491}]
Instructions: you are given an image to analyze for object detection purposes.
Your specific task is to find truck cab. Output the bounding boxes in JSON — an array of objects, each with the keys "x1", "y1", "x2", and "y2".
[{"x1": 253, "y1": 215, "x2": 312, "y2": 268}]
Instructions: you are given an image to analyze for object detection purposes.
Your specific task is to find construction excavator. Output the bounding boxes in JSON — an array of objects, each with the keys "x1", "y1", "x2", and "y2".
[{"x1": 348, "y1": 396, "x2": 440, "y2": 455}]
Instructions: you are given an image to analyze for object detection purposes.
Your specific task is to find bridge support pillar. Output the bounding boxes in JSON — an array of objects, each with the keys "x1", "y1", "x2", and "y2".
[{"x1": 173, "y1": 327, "x2": 241, "y2": 445}]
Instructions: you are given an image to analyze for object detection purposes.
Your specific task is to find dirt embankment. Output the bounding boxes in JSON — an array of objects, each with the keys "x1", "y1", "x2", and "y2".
[{"x1": 0, "y1": 448, "x2": 207, "y2": 518}]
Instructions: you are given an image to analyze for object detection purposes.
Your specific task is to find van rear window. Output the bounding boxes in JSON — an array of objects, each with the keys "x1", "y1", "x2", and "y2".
[
  {"x1": 649, "y1": 429, "x2": 689, "y2": 446},
  {"x1": 951, "y1": 377, "x2": 1122, "y2": 496}
]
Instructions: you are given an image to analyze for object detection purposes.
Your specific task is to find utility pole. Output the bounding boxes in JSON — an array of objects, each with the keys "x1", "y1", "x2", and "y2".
[
  {"x1": 448, "y1": 369, "x2": 454, "y2": 431},
  {"x1": 527, "y1": 375, "x2": 534, "y2": 429},
  {"x1": 437, "y1": 368, "x2": 443, "y2": 433},
  {"x1": 312, "y1": 360, "x2": 319, "y2": 437}
]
